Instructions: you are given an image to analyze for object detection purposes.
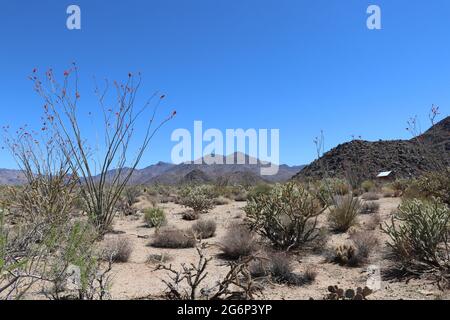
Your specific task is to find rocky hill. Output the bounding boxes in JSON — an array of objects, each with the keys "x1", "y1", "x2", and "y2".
[{"x1": 293, "y1": 116, "x2": 450, "y2": 181}]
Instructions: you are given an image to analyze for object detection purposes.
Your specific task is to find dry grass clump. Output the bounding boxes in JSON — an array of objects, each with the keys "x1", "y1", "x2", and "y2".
[
  {"x1": 146, "y1": 253, "x2": 173, "y2": 264},
  {"x1": 360, "y1": 201, "x2": 380, "y2": 214},
  {"x1": 362, "y1": 192, "x2": 380, "y2": 201},
  {"x1": 190, "y1": 219, "x2": 217, "y2": 239},
  {"x1": 303, "y1": 265, "x2": 318, "y2": 283},
  {"x1": 328, "y1": 195, "x2": 361, "y2": 232},
  {"x1": 151, "y1": 228, "x2": 196, "y2": 249},
  {"x1": 213, "y1": 196, "x2": 230, "y2": 206},
  {"x1": 328, "y1": 232, "x2": 378, "y2": 267},
  {"x1": 101, "y1": 236, "x2": 134, "y2": 263},
  {"x1": 350, "y1": 231, "x2": 378, "y2": 261},
  {"x1": 143, "y1": 207, "x2": 167, "y2": 228},
  {"x1": 219, "y1": 223, "x2": 258, "y2": 260}
]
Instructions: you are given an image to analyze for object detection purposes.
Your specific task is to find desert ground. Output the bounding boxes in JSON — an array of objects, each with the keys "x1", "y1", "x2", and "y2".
[{"x1": 98, "y1": 195, "x2": 446, "y2": 300}]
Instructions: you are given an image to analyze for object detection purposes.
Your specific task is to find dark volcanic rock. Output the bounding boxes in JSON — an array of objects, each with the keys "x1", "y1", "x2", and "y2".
[{"x1": 294, "y1": 116, "x2": 450, "y2": 181}]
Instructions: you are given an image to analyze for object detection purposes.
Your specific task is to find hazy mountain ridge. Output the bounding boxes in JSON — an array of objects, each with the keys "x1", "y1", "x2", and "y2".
[{"x1": 0, "y1": 153, "x2": 303, "y2": 186}]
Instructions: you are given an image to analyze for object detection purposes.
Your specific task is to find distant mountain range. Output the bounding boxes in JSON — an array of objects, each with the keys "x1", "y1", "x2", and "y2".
[
  {"x1": 294, "y1": 116, "x2": 450, "y2": 181},
  {"x1": 0, "y1": 152, "x2": 304, "y2": 186}
]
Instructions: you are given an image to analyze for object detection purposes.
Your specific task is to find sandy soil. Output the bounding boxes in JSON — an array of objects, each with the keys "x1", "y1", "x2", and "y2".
[{"x1": 100, "y1": 196, "x2": 449, "y2": 300}]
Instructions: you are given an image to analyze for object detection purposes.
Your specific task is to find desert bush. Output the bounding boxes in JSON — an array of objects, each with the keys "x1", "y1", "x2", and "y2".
[
  {"x1": 213, "y1": 196, "x2": 230, "y2": 206},
  {"x1": 328, "y1": 195, "x2": 361, "y2": 232},
  {"x1": 362, "y1": 192, "x2": 380, "y2": 201},
  {"x1": 382, "y1": 198, "x2": 450, "y2": 271},
  {"x1": 303, "y1": 265, "x2": 318, "y2": 283},
  {"x1": 143, "y1": 207, "x2": 167, "y2": 228},
  {"x1": 146, "y1": 253, "x2": 173, "y2": 264},
  {"x1": 101, "y1": 237, "x2": 133, "y2": 263},
  {"x1": 179, "y1": 185, "x2": 215, "y2": 214},
  {"x1": 361, "y1": 180, "x2": 375, "y2": 193},
  {"x1": 382, "y1": 187, "x2": 396, "y2": 198},
  {"x1": 219, "y1": 223, "x2": 258, "y2": 260},
  {"x1": 316, "y1": 178, "x2": 350, "y2": 206},
  {"x1": 328, "y1": 233, "x2": 377, "y2": 267},
  {"x1": 247, "y1": 184, "x2": 273, "y2": 200},
  {"x1": 268, "y1": 252, "x2": 294, "y2": 281},
  {"x1": 360, "y1": 201, "x2": 380, "y2": 214},
  {"x1": 389, "y1": 179, "x2": 411, "y2": 197},
  {"x1": 403, "y1": 170, "x2": 450, "y2": 206},
  {"x1": 245, "y1": 182, "x2": 325, "y2": 250},
  {"x1": 123, "y1": 186, "x2": 141, "y2": 206},
  {"x1": 151, "y1": 228, "x2": 196, "y2": 249},
  {"x1": 157, "y1": 246, "x2": 261, "y2": 300},
  {"x1": 182, "y1": 211, "x2": 199, "y2": 221},
  {"x1": 190, "y1": 219, "x2": 216, "y2": 239},
  {"x1": 350, "y1": 232, "x2": 378, "y2": 261}
]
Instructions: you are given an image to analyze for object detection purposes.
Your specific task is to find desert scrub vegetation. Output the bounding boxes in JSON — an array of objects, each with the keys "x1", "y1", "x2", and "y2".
[
  {"x1": 14, "y1": 67, "x2": 175, "y2": 235},
  {"x1": 245, "y1": 182, "x2": 326, "y2": 250},
  {"x1": 143, "y1": 207, "x2": 167, "y2": 228},
  {"x1": 156, "y1": 246, "x2": 261, "y2": 300},
  {"x1": 178, "y1": 185, "x2": 215, "y2": 214},
  {"x1": 327, "y1": 232, "x2": 378, "y2": 267},
  {"x1": 314, "y1": 178, "x2": 350, "y2": 206},
  {"x1": 190, "y1": 219, "x2": 216, "y2": 239},
  {"x1": 403, "y1": 170, "x2": 450, "y2": 206},
  {"x1": 247, "y1": 184, "x2": 273, "y2": 200},
  {"x1": 0, "y1": 208, "x2": 112, "y2": 300},
  {"x1": 101, "y1": 236, "x2": 134, "y2": 263},
  {"x1": 219, "y1": 223, "x2": 258, "y2": 260},
  {"x1": 328, "y1": 195, "x2": 361, "y2": 233},
  {"x1": 360, "y1": 201, "x2": 380, "y2": 214},
  {"x1": 361, "y1": 180, "x2": 376, "y2": 193},
  {"x1": 382, "y1": 198, "x2": 450, "y2": 285},
  {"x1": 362, "y1": 192, "x2": 380, "y2": 201},
  {"x1": 150, "y1": 228, "x2": 196, "y2": 249}
]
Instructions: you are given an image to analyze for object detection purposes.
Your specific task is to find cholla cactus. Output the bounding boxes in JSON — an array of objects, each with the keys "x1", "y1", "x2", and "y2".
[
  {"x1": 178, "y1": 185, "x2": 215, "y2": 214},
  {"x1": 244, "y1": 182, "x2": 326, "y2": 250}
]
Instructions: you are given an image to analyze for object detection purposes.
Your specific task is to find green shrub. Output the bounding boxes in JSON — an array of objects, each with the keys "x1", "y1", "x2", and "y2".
[
  {"x1": 245, "y1": 182, "x2": 325, "y2": 250},
  {"x1": 382, "y1": 198, "x2": 450, "y2": 266},
  {"x1": 143, "y1": 207, "x2": 167, "y2": 228},
  {"x1": 123, "y1": 186, "x2": 141, "y2": 206},
  {"x1": 328, "y1": 195, "x2": 361, "y2": 232},
  {"x1": 247, "y1": 184, "x2": 273, "y2": 200},
  {"x1": 178, "y1": 185, "x2": 215, "y2": 214},
  {"x1": 404, "y1": 170, "x2": 450, "y2": 206},
  {"x1": 316, "y1": 178, "x2": 350, "y2": 206},
  {"x1": 361, "y1": 180, "x2": 375, "y2": 193}
]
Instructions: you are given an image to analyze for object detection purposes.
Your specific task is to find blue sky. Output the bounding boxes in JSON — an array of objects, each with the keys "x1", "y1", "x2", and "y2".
[{"x1": 1, "y1": 0, "x2": 449, "y2": 168}]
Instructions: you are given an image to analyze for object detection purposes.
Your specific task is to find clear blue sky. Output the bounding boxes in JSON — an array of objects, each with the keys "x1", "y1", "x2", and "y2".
[{"x1": 1, "y1": 0, "x2": 449, "y2": 169}]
